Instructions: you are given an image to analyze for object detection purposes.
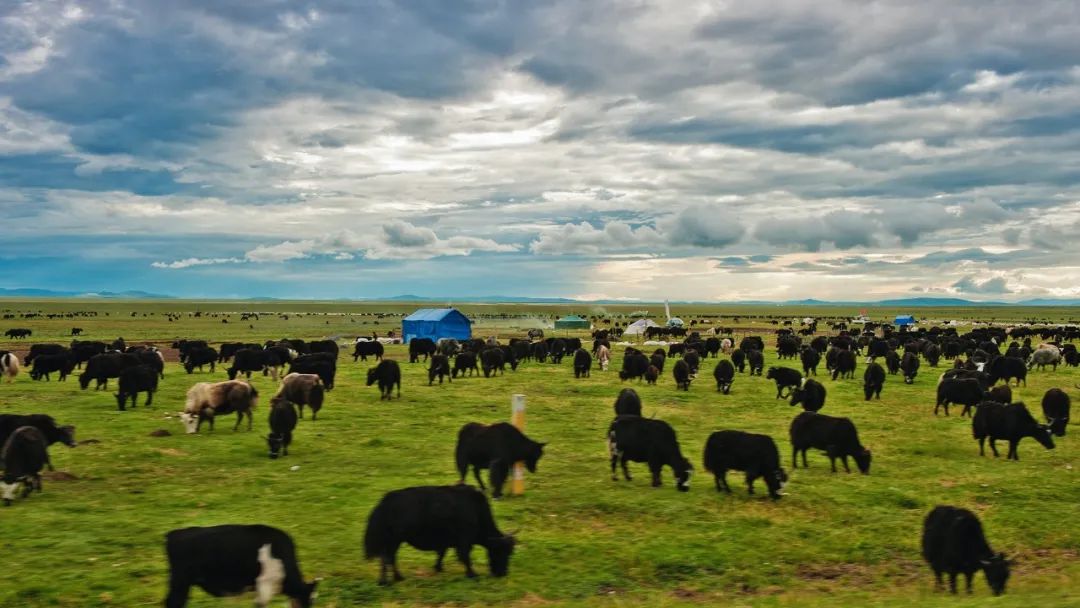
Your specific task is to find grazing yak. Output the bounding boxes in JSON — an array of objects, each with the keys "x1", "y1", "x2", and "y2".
[
  {"x1": 267, "y1": 398, "x2": 298, "y2": 459},
  {"x1": 352, "y1": 340, "x2": 385, "y2": 362},
  {"x1": 287, "y1": 354, "x2": 336, "y2": 390},
  {"x1": 1, "y1": 351, "x2": 20, "y2": 382},
  {"x1": 746, "y1": 350, "x2": 765, "y2": 376},
  {"x1": 1, "y1": 426, "x2": 49, "y2": 506},
  {"x1": 79, "y1": 352, "x2": 141, "y2": 390},
  {"x1": 115, "y1": 364, "x2": 158, "y2": 410},
  {"x1": 831, "y1": 349, "x2": 857, "y2": 380},
  {"x1": 703, "y1": 430, "x2": 787, "y2": 499},
  {"x1": 789, "y1": 411, "x2": 872, "y2": 474},
  {"x1": 885, "y1": 350, "x2": 901, "y2": 375},
  {"x1": 1028, "y1": 346, "x2": 1061, "y2": 371},
  {"x1": 619, "y1": 350, "x2": 650, "y2": 382},
  {"x1": 988, "y1": 385, "x2": 1012, "y2": 405},
  {"x1": 29, "y1": 353, "x2": 76, "y2": 382},
  {"x1": 182, "y1": 346, "x2": 217, "y2": 374},
  {"x1": 180, "y1": 380, "x2": 259, "y2": 434},
  {"x1": 863, "y1": 362, "x2": 885, "y2": 400},
  {"x1": 922, "y1": 505, "x2": 1010, "y2": 595},
  {"x1": 645, "y1": 365, "x2": 659, "y2": 384},
  {"x1": 228, "y1": 348, "x2": 290, "y2": 382},
  {"x1": 901, "y1": 351, "x2": 920, "y2": 384},
  {"x1": 275, "y1": 373, "x2": 325, "y2": 420},
  {"x1": 614, "y1": 388, "x2": 642, "y2": 416},
  {"x1": 650, "y1": 349, "x2": 666, "y2": 373},
  {"x1": 453, "y1": 352, "x2": 480, "y2": 378},
  {"x1": 766, "y1": 367, "x2": 801, "y2": 399},
  {"x1": 409, "y1": 338, "x2": 437, "y2": 363},
  {"x1": 367, "y1": 360, "x2": 401, "y2": 400},
  {"x1": 164, "y1": 524, "x2": 318, "y2": 607},
  {"x1": 973, "y1": 401, "x2": 1054, "y2": 460},
  {"x1": 988, "y1": 356, "x2": 1027, "y2": 387},
  {"x1": 713, "y1": 359, "x2": 734, "y2": 394},
  {"x1": 428, "y1": 354, "x2": 452, "y2": 385},
  {"x1": 455, "y1": 422, "x2": 546, "y2": 498},
  {"x1": 573, "y1": 348, "x2": 592, "y2": 378},
  {"x1": 24, "y1": 343, "x2": 65, "y2": 365},
  {"x1": 730, "y1": 349, "x2": 746, "y2": 373},
  {"x1": 608, "y1": 415, "x2": 693, "y2": 492},
  {"x1": 801, "y1": 347, "x2": 820, "y2": 376},
  {"x1": 1042, "y1": 388, "x2": 1070, "y2": 436},
  {"x1": 672, "y1": 359, "x2": 692, "y2": 391},
  {"x1": 790, "y1": 378, "x2": 827, "y2": 412},
  {"x1": 0, "y1": 414, "x2": 76, "y2": 456},
  {"x1": 683, "y1": 350, "x2": 701, "y2": 375},
  {"x1": 936, "y1": 377, "x2": 986, "y2": 417},
  {"x1": 364, "y1": 485, "x2": 516, "y2": 585}
]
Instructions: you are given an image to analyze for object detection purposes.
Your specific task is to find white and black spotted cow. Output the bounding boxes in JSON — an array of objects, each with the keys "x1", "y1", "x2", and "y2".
[{"x1": 164, "y1": 524, "x2": 318, "y2": 607}]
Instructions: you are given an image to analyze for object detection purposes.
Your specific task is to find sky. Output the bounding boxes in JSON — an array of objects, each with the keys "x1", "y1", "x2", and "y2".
[{"x1": 2, "y1": 1, "x2": 1080, "y2": 301}]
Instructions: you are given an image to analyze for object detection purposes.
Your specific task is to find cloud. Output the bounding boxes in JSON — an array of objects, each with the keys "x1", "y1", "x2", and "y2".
[
  {"x1": 382, "y1": 221, "x2": 438, "y2": 247},
  {"x1": 150, "y1": 257, "x2": 243, "y2": 269},
  {"x1": 952, "y1": 275, "x2": 1012, "y2": 294},
  {"x1": 529, "y1": 221, "x2": 663, "y2": 255},
  {"x1": 664, "y1": 204, "x2": 745, "y2": 248}
]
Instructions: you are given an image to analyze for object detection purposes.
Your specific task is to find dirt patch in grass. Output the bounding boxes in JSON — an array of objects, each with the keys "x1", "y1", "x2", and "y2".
[
  {"x1": 156, "y1": 448, "x2": 187, "y2": 457},
  {"x1": 43, "y1": 471, "x2": 79, "y2": 481}
]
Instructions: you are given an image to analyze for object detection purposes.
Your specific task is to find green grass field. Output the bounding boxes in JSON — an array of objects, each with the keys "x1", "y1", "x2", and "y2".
[{"x1": 0, "y1": 300, "x2": 1077, "y2": 607}]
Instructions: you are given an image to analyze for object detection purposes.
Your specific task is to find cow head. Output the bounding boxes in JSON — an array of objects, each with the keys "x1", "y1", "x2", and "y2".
[
  {"x1": 179, "y1": 412, "x2": 199, "y2": 434},
  {"x1": 486, "y1": 534, "x2": 516, "y2": 577},
  {"x1": 719, "y1": 379, "x2": 733, "y2": 395},
  {"x1": 675, "y1": 458, "x2": 693, "y2": 492},
  {"x1": 365, "y1": 368, "x2": 378, "y2": 386},
  {"x1": 57, "y1": 425, "x2": 76, "y2": 447},
  {"x1": 981, "y1": 552, "x2": 1011, "y2": 596},
  {"x1": 766, "y1": 468, "x2": 789, "y2": 499},
  {"x1": 524, "y1": 442, "x2": 546, "y2": 473},
  {"x1": 1033, "y1": 425, "x2": 1056, "y2": 450},
  {"x1": 789, "y1": 389, "x2": 804, "y2": 408},
  {"x1": 226, "y1": 368, "x2": 239, "y2": 380},
  {"x1": 1, "y1": 479, "x2": 20, "y2": 505},
  {"x1": 78, "y1": 372, "x2": 92, "y2": 390},
  {"x1": 1047, "y1": 416, "x2": 1068, "y2": 437},
  {"x1": 267, "y1": 433, "x2": 286, "y2": 459},
  {"x1": 854, "y1": 448, "x2": 872, "y2": 474}
]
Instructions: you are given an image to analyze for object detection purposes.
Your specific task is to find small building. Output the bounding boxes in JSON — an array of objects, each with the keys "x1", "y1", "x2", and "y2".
[
  {"x1": 554, "y1": 314, "x2": 590, "y2": 330},
  {"x1": 894, "y1": 314, "x2": 917, "y2": 327},
  {"x1": 623, "y1": 318, "x2": 660, "y2": 336},
  {"x1": 402, "y1": 308, "x2": 472, "y2": 343},
  {"x1": 666, "y1": 317, "x2": 685, "y2": 328}
]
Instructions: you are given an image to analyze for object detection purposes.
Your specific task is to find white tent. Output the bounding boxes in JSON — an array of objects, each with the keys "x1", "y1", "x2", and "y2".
[{"x1": 623, "y1": 318, "x2": 660, "y2": 335}]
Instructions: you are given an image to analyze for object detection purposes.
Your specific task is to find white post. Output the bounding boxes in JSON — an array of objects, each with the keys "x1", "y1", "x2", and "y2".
[{"x1": 511, "y1": 394, "x2": 526, "y2": 496}]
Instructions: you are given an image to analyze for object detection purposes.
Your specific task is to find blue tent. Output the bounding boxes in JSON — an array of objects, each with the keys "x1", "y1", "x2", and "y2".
[
  {"x1": 894, "y1": 315, "x2": 916, "y2": 326},
  {"x1": 402, "y1": 308, "x2": 472, "y2": 343}
]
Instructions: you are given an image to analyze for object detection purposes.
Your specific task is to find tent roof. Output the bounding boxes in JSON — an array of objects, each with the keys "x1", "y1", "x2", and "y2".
[
  {"x1": 403, "y1": 308, "x2": 472, "y2": 323},
  {"x1": 894, "y1": 315, "x2": 916, "y2": 323},
  {"x1": 558, "y1": 315, "x2": 587, "y2": 321}
]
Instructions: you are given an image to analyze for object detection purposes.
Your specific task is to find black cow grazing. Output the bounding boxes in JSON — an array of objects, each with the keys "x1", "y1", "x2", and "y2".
[
  {"x1": 409, "y1": 338, "x2": 437, "y2": 363},
  {"x1": 453, "y1": 352, "x2": 480, "y2": 378},
  {"x1": 498, "y1": 344, "x2": 519, "y2": 372},
  {"x1": 790, "y1": 378, "x2": 827, "y2": 412},
  {"x1": 650, "y1": 349, "x2": 666, "y2": 373},
  {"x1": 364, "y1": 485, "x2": 516, "y2": 585},
  {"x1": 70, "y1": 340, "x2": 107, "y2": 368},
  {"x1": 115, "y1": 364, "x2": 158, "y2": 410},
  {"x1": 228, "y1": 349, "x2": 286, "y2": 382},
  {"x1": 530, "y1": 341, "x2": 549, "y2": 363},
  {"x1": 731, "y1": 348, "x2": 746, "y2": 373},
  {"x1": 428, "y1": 354, "x2": 452, "y2": 385},
  {"x1": 30, "y1": 353, "x2": 75, "y2": 381},
  {"x1": 703, "y1": 430, "x2": 787, "y2": 499},
  {"x1": 801, "y1": 347, "x2": 820, "y2": 376},
  {"x1": 973, "y1": 401, "x2": 1054, "y2": 460},
  {"x1": 547, "y1": 338, "x2": 567, "y2": 364},
  {"x1": 5, "y1": 328, "x2": 31, "y2": 339},
  {"x1": 922, "y1": 506, "x2": 1010, "y2": 595},
  {"x1": 1, "y1": 426, "x2": 49, "y2": 506},
  {"x1": 988, "y1": 385, "x2": 1012, "y2": 405},
  {"x1": 740, "y1": 336, "x2": 765, "y2": 352},
  {"x1": 0, "y1": 414, "x2": 75, "y2": 453},
  {"x1": 24, "y1": 343, "x2": 66, "y2": 366},
  {"x1": 789, "y1": 411, "x2": 872, "y2": 474},
  {"x1": 746, "y1": 350, "x2": 765, "y2": 376},
  {"x1": 766, "y1": 367, "x2": 802, "y2": 399},
  {"x1": 164, "y1": 524, "x2": 318, "y2": 607},
  {"x1": 901, "y1": 351, "x2": 921, "y2": 384},
  {"x1": 988, "y1": 356, "x2": 1027, "y2": 387},
  {"x1": 885, "y1": 350, "x2": 901, "y2": 375},
  {"x1": 455, "y1": 422, "x2": 546, "y2": 498},
  {"x1": 683, "y1": 350, "x2": 701, "y2": 375},
  {"x1": 936, "y1": 378, "x2": 986, "y2": 417},
  {"x1": 287, "y1": 357, "x2": 336, "y2": 391},
  {"x1": 352, "y1": 340, "x2": 385, "y2": 362},
  {"x1": 480, "y1": 348, "x2": 505, "y2": 378},
  {"x1": 573, "y1": 348, "x2": 592, "y2": 378},
  {"x1": 831, "y1": 349, "x2": 857, "y2": 380},
  {"x1": 614, "y1": 388, "x2": 642, "y2": 416},
  {"x1": 644, "y1": 365, "x2": 659, "y2": 384},
  {"x1": 218, "y1": 342, "x2": 259, "y2": 363},
  {"x1": 79, "y1": 352, "x2": 140, "y2": 390},
  {"x1": 1042, "y1": 388, "x2": 1070, "y2": 436},
  {"x1": 182, "y1": 346, "x2": 217, "y2": 374},
  {"x1": 174, "y1": 340, "x2": 209, "y2": 363},
  {"x1": 276, "y1": 373, "x2": 325, "y2": 420},
  {"x1": 704, "y1": 336, "x2": 721, "y2": 358},
  {"x1": 367, "y1": 360, "x2": 401, "y2": 400},
  {"x1": 863, "y1": 362, "x2": 886, "y2": 400},
  {"x1": 267, "y1": 398, "x2": 298, "y2": 459},
  {"x1": 713, "y1": 359, "x2": 734, "y2": 394},
  {"x1": 942, "y1": 368, "x2": 993, "y2": 390},
  {"x1": 180, "y1": 380, "x2": 259, "y2": 434},
  {"x1": 619, "y1": 350, "x2": 650, "y2": 382},
  {"x1": 607, "y1": 415, "x2": 693, "y2": 491},
  {"x1": 866, "y1": 338, "x2": 890, "y2": 361},
  {"x1": 307, "y1": 339, "x2": 339, "y2": 357},
  {"x1": 673, "y1": 359, "x2": 692, "y2": 391},
  {"x1": 923, "y1": 343, "x2": 942, "y2": 367}
]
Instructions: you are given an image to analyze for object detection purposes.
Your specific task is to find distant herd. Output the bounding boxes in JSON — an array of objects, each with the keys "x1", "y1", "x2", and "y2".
[{"x1": 0, "y1": 318, "x2": 1076, "y2": 605}]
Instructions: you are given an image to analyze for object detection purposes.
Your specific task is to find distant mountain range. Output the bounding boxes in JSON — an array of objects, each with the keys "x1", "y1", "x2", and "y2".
[{"x1": 1, "y1": 288, "x2": 1079, "y2": 306}]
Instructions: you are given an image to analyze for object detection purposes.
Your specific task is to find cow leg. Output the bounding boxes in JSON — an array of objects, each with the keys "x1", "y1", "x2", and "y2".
[
  {"x1": 829, "y1": 455, "x2": 838, "y2": 473},
  {"x1": 841, "y1": 455, "x2": 851, "y2": 473},
  {"x1": 456, "y1": 543, "x2": 477, "y2": 578},
  {"x1": 948, "y1": 572, "x2": 958, "y2": 594},
  {"x1": 489, "y1": 461, "x2": 509, "y2": 498},
  {"x1": 234, "y1": 412, "x2": 243, "y2": 431},
  {"x1": 145, "y1": 390, "x2": 154, "y2": 407},
  {"x1": 621, "y1": 456, "x2": 632, "y2": 481},
  {"x1": 933, "y1": 570, "x2": 943, "y2": 590},
  {"x1": 473, "y1": 466, "x2": 486, "y2": 490},
  {"x1": 792, "y1": 446, "x2": 800, "y2": 469},
  {"x1": 978, "y1": 437, "x2": 985, "y2": 456},
  {"x1": 434, "y1": 548, "x2": 447, "y2": 572},
  {"x1": 744, "y1": 473, "x2": 755, "y2": 495},
  {"x1": 610, "y1": 451, "x2": 619, "y2": 481},
  {"x1": 989, "y1": 439, "x2": 999, "y2": 457},
  {"x1": 164, "y1": 575, "x2": 191, "y2": 608},
  {"x1": 1008, "y1": 441, "x2": 1019, "y2": 460},
  {"x1": 648, "y1": 461, "x2": 662, "y2": 487}
]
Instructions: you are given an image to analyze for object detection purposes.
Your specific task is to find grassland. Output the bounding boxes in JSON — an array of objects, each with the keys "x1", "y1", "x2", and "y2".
[{"x1": 0, "y1": 299, "x2": 1077, "y2": 607}]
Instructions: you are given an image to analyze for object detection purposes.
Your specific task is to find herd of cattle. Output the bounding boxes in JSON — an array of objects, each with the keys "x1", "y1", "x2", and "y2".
[{"x1": 0, "y1": 319, "x2": 1077, "y2": 605}]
